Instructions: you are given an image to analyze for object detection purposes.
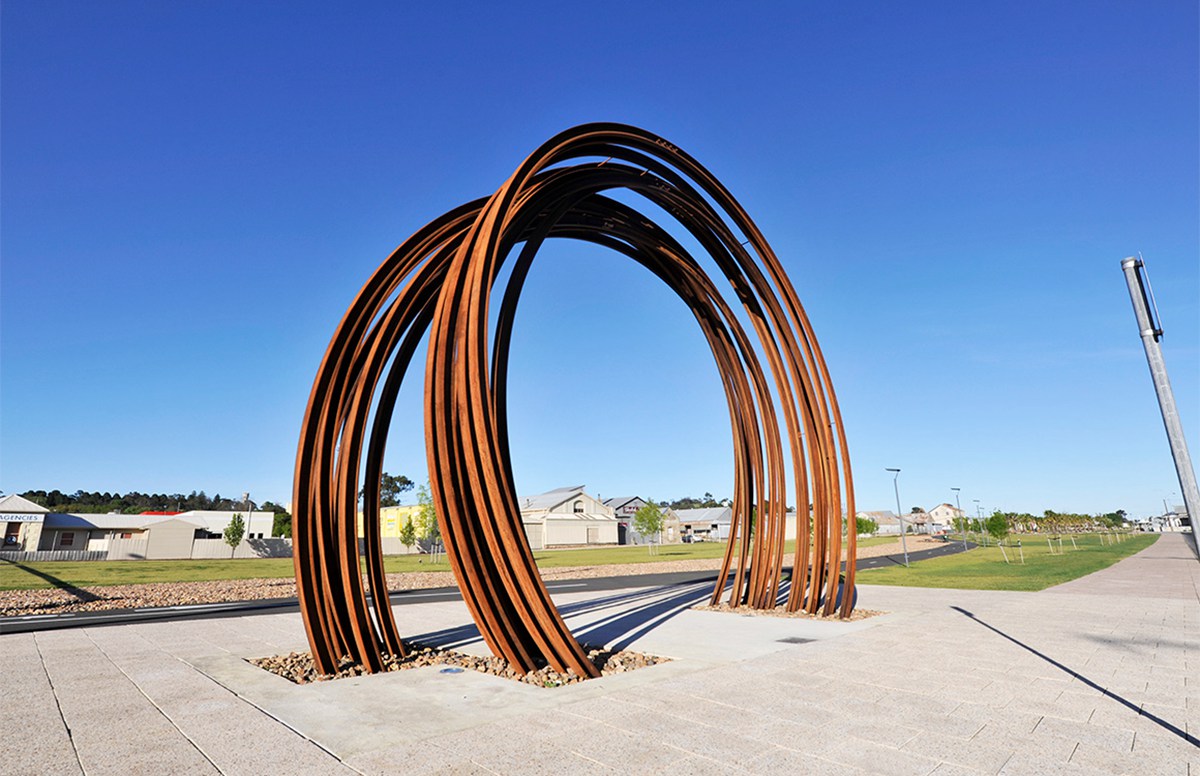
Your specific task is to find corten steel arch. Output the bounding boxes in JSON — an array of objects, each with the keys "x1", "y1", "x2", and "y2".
[{"x1": 293, "y1": 123, "x2": 857, "y2": 678}]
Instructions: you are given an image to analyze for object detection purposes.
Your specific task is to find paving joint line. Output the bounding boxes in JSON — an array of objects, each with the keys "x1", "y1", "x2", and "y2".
[
  {"x1": 183, "y1": 654, "x2": 366, "y2": 773},
  {"x1": 567, "y1": 749, "x2": 615, "y2": 771},
  {"x1": 33, "y1": 632, "x2": 85, "y2": 776},
  {"x1": 83, "y1": 629, "x2": 224, "y2": 774},
  {"x1": 661, "y1": 740, "x2": 752, "y2": 772}
]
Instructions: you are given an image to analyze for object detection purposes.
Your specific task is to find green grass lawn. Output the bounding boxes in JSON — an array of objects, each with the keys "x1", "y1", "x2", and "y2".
[
  {"x1": 856, "y1": 532, "x2": 1157, "y2": 591},
  {"x1": 856, "y1": 535, "x2": 901, "y2": 548},
  {"x1": 3, "y1": 531, "x2": 1135, "y2": 593},
  {"x1": 0, "y1": 557, "x2": 300, "y2": 591}
]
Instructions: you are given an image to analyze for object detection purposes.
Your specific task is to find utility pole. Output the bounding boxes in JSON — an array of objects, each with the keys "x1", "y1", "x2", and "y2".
[
  {"x1": 952, "y1": 487, "x2": 967, "y2": 551},
  {"x1": 886, "y1": 468, "x2": 909, "y2": 566},
  {"x1": 1121, "y1": 257, "x2": 1200, "y2": 559}
]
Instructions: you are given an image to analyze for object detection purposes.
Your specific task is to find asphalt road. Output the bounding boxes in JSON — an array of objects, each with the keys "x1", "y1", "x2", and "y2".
[{"x1": 0, "y1": 539, "x2": 971, "y2": 634}]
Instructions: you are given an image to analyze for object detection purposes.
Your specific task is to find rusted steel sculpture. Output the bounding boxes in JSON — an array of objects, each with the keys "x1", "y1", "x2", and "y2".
[{"x1": 293, "y1": 123, "x2": 856, "y2": 678}]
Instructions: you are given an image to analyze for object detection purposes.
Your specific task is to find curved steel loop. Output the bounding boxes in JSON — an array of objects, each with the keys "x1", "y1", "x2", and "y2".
[{"x1": 293, "y1": 123, "x2": 855, "y2": 677}]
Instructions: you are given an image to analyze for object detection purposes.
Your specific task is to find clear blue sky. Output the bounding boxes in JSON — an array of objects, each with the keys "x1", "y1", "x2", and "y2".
[{"x1": 2, "y1": 2, "x2": 1196, "y2": 519}]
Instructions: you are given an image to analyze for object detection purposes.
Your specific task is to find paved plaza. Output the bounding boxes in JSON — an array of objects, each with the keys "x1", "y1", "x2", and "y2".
[{"x1": 2, "y1": 534, "x2": 1197, "y2": 775}]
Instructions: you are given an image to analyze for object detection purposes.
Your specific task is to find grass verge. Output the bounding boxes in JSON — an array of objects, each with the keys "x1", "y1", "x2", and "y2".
[
  {"x1": 0, "y1": 541, "x2": 736, "y2": 591},
  {"x1": 856, "y1": 533, "x2": 1157, "y2": 591}
]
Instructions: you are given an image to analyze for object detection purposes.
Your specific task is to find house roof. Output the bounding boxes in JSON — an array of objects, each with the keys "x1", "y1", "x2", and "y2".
[
  {"x1": 545, "y1": 512, "x2": 617, "y2": 522},
  {"x1": 674, "y1": 507, "x2": 732, "y2": 525},
  {"x1": 519, "y1": 485, "x2": 586, "y2": 511},
  {"x1": 43, "y1": 511, "x2": 254, "y2": 532},
  {"x1": 43, "y1": 513, "x2": 181, "y2": 531},
  {"x1": 0, "y1": 494, "x2": 49, "y2": 514},
  {"x1": 602, "y1": 496, "x2": 644, "y2": 509}
]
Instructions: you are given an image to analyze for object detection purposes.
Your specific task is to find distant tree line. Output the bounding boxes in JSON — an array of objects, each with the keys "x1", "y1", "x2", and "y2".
[
  {"x1": 18, "y1": 489, "x2": 263, "y2": 515},
  {"x1": 18, "y1": 488, "x2": 296, "y2": 537},
  {"x1": 659, "y1": 492, "x2": 729, "y2": 510},
  {"x1": 957, "y1": 509, "x2": 1129, "y2": 536}
]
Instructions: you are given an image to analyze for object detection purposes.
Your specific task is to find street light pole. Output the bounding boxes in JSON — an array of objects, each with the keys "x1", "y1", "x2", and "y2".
[
  {"x1": 974, "y1": 499, "x2": 985, "y2": 546},
  {"x1": 951, "y1": 487, "x2": 967, "y2": 551},
  {"x1": 886, "y1": 468, "x2": 909, "y2": 567},
  {"x1": 1121, "y1": 258, "x2": 1200, "y2": 559}
]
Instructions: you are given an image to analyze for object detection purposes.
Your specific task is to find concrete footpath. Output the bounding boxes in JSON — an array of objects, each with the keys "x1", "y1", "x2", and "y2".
[{"x1": 2, "y1": 534, "x2": 1196, "y2": 775}]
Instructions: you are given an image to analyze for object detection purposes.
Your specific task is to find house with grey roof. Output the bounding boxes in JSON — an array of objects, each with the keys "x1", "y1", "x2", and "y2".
[
  {"x1": 1, "y1": 493, "x2": 50, "y2": 551},
  {"x1": 602, "y1": 496, "x2": 682, "y2": 545},
  {"x1": 1, "y1": 494, "x2": 284, "y2": 560},
  {"x1": 857, "y1": 510, "x2": 901, "y2": 535},
  {"x1": 674, "y1": 506, "x2": 732, "y2": 541},
  {"x1": 519, "y1": 486, "x2": 618, "y2": 549}
]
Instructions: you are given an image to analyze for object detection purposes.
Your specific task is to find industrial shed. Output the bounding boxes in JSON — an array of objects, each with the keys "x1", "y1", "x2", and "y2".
[{"x1": 519, "y1": 485, "x2": 619, "y2": 549}]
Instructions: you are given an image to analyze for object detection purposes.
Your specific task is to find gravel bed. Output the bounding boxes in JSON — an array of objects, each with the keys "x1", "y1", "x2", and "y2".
[
  {"x1": 694, "y1": 602, "x2": 885, "y2": 621},
  {"x1": 250, "y1": 642, "x2": 667, "y2": 688},
  {"x1": 0, "y1": 559, "x2": 725, "y2": 617}
]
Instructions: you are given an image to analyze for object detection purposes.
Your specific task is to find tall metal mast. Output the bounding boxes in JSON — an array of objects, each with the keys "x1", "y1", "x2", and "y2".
[{"x1": 1120, "y1": 256, "x2": 1200, "y2": 559}]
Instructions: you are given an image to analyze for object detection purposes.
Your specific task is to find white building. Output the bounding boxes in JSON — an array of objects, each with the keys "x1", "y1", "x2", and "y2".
[
  {"x1": 675, "y1": 506, "x2": 732, "y2": 541},
  {"x1": 1, "y1": 494, "x2": 50, "y2": 550},
  {"x1": 1, "y1": 494, "x2": 280, "y2": 560},
  {"x1": 603, "y1": 497, "x2": 682, "y2": 545},
  {"x1": 1137, "y1": 505, "x2": 1191, "y2": 533},
  {"x1": 519, "y1": 486, "x2": 619, "y2": 549},
  {"x1": 927, "y1": 503, "x2": 963, "y2": 532},
  {"x1": 857, "y1": 510, "x2": 901, "y2": 535}
]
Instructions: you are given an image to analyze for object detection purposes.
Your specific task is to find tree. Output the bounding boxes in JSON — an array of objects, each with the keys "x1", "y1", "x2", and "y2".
[
  {"x1": 271, "y1": 512, "x2": 292, "y2": 538},
  {"x1": 855, "y1": 516, "x2": 878, "y2": 536},
  {"x1": 667, "y1": 493, "x2": 723, "y2": 510},
  {"x1": 985, "y1": 512, "x2": 1010, "y2": 542},
  {"x1": 414, "y1": 483, "x2": 440, "y2": 552},
  {"x1": 358, "y1": 471, "x2": 415, "y2": 508},
  {"x1": 632, "y1": 501, "x2": 665, "y2": 554},
  {"x1": 379, "y1": 472, "x2": 415, "y2": 507},
  {"x1": 262, "y1": 500, "x2": 292, "y2": 537},
  {"x1": 910, "y1": 506, "x2": 924, "y2": 514},
  {"x1": 399, "y1": 516, "x2": 417, "y2": 552},
  {"x1": 224, "y1": 514, "x2": 246, "y2": 558},
  {"x1": 1099, "y1": 510, "x2": 1128, "y2": 528}
]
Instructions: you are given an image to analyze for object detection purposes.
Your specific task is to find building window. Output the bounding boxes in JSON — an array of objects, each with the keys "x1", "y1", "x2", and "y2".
[
  {"x1": 120, "y1": 532, "x2": 133, "y2": 539},
  {"x1": 573, "y1": 500, "x2": 584, "y2": 514},
  {"x1": 60, "y1": 532, "x2": 74, "y2": 547}
]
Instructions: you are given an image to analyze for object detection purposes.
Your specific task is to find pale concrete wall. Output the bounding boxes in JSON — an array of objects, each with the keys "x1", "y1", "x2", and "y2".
[
  {"x1": 547, "y1": 492, "x2": 612, "y2": 516},
  {"x1": 21, "y1": 522, "x2": 44, "y2": 551},
  {"x1": 546, "y1": 519, "x2": 585, "y2": 546},
  {"x1": 144, "y1": 519, "x2": 199, "y2": 560},
  {"x1": 107, "y1": 537, "x2": 150, "y2": 560},
  {"x1": 190, "y1": 537, "x2": 292, "y2": 559},
  {"x1": 524, "y1": 523, "x2": 544, "y2": 550},
  {"x1": 545, "y1": 518, "x2": 617, "y2": 546},
  {"x1": 86, "y1": 531, "x2": 111, "y2": 552},
  {"x1": 378, "y1": 537, "x2": 419, "y2": 555}
]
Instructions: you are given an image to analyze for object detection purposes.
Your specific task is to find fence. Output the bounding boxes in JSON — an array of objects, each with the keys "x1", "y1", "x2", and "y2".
[
  {"x1": 6, "y1": 537, "x2": 423, "y2": 562},
  {"x1": 0, "y1": 549, "x2": 108, "y2": 562},
  {"x1": 191, "y1": 537, "x2": 293, "y2": 559},
  {"x1": 106, "y1": 537, "x2": 150, "y2": 560}
]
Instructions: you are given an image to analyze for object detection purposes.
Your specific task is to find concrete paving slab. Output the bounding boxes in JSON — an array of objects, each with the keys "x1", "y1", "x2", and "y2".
[
  {"x1": 0, "y1": 634, "x2": 82, "y2": 776},
  {"x1": 4, "y1": 532, "x2": 1198, "y2": 774}
]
